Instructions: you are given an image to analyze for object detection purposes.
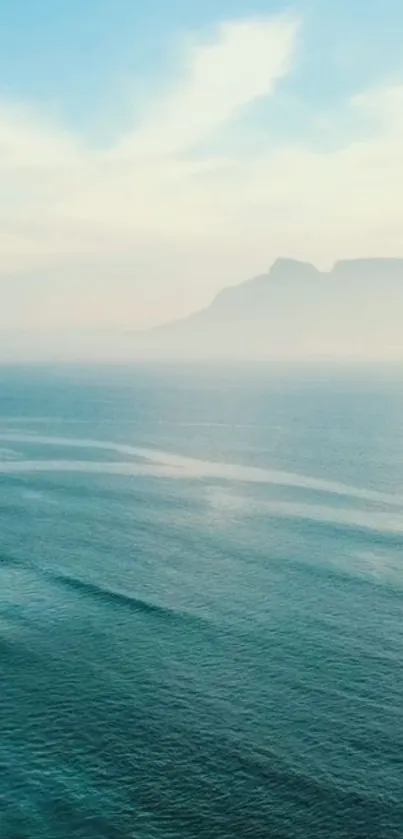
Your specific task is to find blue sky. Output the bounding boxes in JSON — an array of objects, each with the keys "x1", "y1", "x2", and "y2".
[
  {"x1": 1, "y1": 1, "x2": 402, "y2": 137},
  {"x1": 0, "y1": 0, "x2": 403, "y2": 343}
]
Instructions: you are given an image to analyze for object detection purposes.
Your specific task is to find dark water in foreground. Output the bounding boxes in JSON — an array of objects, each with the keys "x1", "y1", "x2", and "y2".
[{"x1": 1, "y1": 364, "x2": 403, "y2": 838}]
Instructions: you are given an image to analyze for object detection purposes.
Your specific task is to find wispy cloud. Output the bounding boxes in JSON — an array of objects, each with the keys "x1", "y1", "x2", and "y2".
[{"x1": 117, "y1": 14, "x2": 299, "y2": 156}]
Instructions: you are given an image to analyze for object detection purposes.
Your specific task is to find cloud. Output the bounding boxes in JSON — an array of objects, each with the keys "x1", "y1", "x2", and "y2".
[
  {"x1": 352, "y1": 84, "x2": 403, "y2": 130},
  {"x1": 0, "y1": 13, "x2": 402, "y2": 337},
  {"x1": 0, "y1": 14, "x2": 300, "y2": 314},
  {"x1": 116, "y1": 14, "x2": 299, "y2": 157},
  {"x1": 0, "y1": 102, "x2": 81, "y2": 170}
]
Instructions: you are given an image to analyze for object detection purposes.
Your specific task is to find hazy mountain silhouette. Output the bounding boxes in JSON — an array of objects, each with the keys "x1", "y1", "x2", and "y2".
[
  {"x1": 135, "y1": 258, "x2": 403, "y2": 361},
  {"x1": 2, "y1": 258, "x2": 402, "y2": 363}
]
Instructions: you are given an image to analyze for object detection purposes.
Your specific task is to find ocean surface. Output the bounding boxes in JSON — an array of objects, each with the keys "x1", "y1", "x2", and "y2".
[{"x1": 1, "y1": 363, "x2": 403, "y2": 839}]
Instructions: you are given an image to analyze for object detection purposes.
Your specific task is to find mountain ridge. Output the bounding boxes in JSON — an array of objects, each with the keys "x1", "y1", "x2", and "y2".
[
  {"x1": 153, "y1": 257, "x2": 403, "y2": 329},
  {"x1": 138, "y1": 257, "x2": 403, "y2": 361}
]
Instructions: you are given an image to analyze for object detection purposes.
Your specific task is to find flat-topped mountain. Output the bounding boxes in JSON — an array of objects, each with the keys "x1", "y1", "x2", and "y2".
[{"x1": 135, "y1": 258, "x2": 403, "y2": 361}]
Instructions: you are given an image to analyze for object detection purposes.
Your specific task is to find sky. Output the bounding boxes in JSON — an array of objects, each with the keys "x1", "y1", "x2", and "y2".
[{"x1": 1, "y1": 0, "x2": 403, "y2": 336}]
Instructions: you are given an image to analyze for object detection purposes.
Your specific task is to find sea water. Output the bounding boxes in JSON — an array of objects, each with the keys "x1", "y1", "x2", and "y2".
[{"x1": 1, "y1": 364, "x2": 403, "y2": 838}]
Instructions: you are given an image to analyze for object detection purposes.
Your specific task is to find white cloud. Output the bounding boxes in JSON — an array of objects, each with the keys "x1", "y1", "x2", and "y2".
[
  {"x1": 0, "y1": 103, "x2": 81, "y2": 170},
  {"x1": 0, "y1": 13, "x2": 403, "y2": 337},
  {"x1": 116, "y1": 14, "x2": 299, "y2": 156}
]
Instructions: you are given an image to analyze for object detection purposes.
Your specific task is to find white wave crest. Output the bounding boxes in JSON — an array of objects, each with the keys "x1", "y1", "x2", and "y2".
[{"x1": 0, "y1": 431, "x2": 402, "y2": 508}]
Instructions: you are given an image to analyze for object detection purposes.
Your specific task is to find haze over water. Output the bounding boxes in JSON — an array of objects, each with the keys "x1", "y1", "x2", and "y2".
[{"x1": 1, "y1": 363, "x2": 403, "y2": 838}]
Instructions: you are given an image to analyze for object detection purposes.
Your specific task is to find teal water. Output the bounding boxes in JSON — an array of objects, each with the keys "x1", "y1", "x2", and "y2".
[{"x1": 1, "y1": 365, "x2": 403, "y2": 838}]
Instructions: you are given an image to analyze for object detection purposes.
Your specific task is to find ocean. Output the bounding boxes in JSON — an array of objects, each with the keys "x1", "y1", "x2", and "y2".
[{"x1": 1, "y1": 363, "x2": 403, "y2": 838}]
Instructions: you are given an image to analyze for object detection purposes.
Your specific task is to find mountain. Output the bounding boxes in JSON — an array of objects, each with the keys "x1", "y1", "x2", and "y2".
[
  {"x1": 2, "y1": 258, "x2": 401, "y2": 363},
  {"x1": 133, "y1": 258, "x2": 403, "y2": 362}
]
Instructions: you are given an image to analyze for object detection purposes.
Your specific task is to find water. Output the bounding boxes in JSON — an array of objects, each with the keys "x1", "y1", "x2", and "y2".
[{"x1": 1, "y1": 364, "x2": 403, "y2": 838}]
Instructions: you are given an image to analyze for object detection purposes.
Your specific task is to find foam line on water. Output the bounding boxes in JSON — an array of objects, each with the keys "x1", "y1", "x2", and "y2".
[
  {"x1": 262, "y1": 500, "x2": 403, "y2": 537},
  {"x1": 0, "y1": 431, "x2": 402, "y2": 507},
  {"x1": 0, "y1": 459, "x2": 178, "y2": 479}
]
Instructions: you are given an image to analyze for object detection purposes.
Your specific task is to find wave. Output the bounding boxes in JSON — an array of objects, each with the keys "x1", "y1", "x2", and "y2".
[
  {"x1": 0, "y1": 459, "x2": 181, "y2": 479},
  {"x1": 260, "y1": 500, "x2": 403, "y2": 538},
  {"x1": 0, "y1": 447, "x2": 22, "y2": 460},
  {"x1": 49, "y1": 572, "x2": 197, "y2": 626},
  {"x1": 0, "y1": 551, "x2": 22, "y2": 568},
  {"x1": 1, "y1": 459, "x2": 403, "y2": 539},
  {"x1": 0, "y1": 431, "x2": 402, "y2": 508}
]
